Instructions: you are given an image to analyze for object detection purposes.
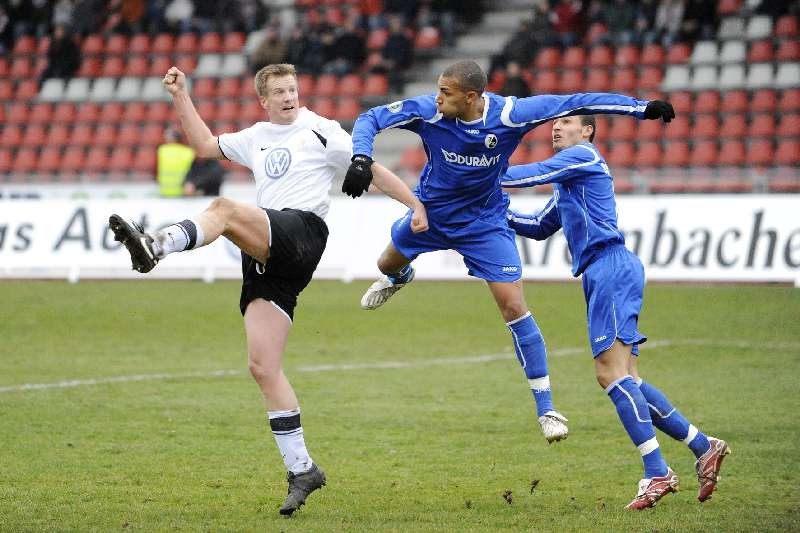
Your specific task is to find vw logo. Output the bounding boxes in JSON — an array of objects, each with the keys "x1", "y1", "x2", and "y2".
[{"x1": 264, "y1": 148, "x2": 292, "y2": 179}]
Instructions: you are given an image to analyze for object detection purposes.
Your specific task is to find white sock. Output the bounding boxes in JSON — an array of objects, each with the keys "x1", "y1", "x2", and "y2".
[
  {"x1": 268, "y1": 408, "x2": 313, "y2": 474},
  {"x1": 154, "y1": 219, "x2": 205, "y2": 258}
]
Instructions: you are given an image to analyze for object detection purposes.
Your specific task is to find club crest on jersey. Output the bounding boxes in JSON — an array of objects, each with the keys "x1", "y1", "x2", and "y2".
[
  {"x1": 484, "y1": 134, "x2": 498, "y2": 149},
  {"x1": 264, "y1": 147, "x2": 291, "y2": 179},
  {"x1": 386, "y1": 100, "x2": 403, "y2": 113}
]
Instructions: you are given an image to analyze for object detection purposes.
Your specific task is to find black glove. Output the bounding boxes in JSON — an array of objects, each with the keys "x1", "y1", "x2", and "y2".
[
  {"x1": 342, "y1": 154, "x2": 374, "y2": 198},
  {"x1": 644, "y1": 100, "x2": 675, "y2": 123}
]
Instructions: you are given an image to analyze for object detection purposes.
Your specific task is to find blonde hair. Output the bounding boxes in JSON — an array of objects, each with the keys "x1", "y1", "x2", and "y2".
[{"x1": 254, "y1": 64, "x2": 297, "y2": 98}]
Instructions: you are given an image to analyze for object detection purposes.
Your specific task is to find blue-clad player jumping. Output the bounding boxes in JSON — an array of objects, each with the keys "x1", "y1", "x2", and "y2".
[
  {"x1": 504, "y1": 114, "x2": 730, "y2": 509},
  {"x1": 340, "y1": 60, "x2": 676, "y2": 444}
]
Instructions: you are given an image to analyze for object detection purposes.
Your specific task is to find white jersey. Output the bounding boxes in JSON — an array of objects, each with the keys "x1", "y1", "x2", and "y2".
[{"x1": 217, "y1": 107, "x2": 352, "y2": 219}]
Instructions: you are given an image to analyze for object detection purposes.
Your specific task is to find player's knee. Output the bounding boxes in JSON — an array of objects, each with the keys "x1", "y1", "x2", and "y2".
[
  {"x1": 248, "y1": 356, "x2": 280, "y2": 385},
  {"x1": 500, "y1": 301, "x2": 528, "y2": 323},
  {"x1": 208, "y1": 196, "x2": 237, "y2": 219}
]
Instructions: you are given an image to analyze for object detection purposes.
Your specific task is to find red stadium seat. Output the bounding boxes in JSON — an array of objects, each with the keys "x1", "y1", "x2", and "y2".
[
  {"x1": 174, "y1": 54, "x2": 197, "y2": 75},
  {"x1": 585, "y1": 23, "x2": 609, "y2": 45},
  {"x1": 415, "y1": 26, "x2": 441, "y2": 50},
  {"x1": 128, "y1": 34, "x2": 150, "y2": 54},
  {"x1": 606, "y1": 142, "x2": 635, "y2": 167},
  {"x1": 637, "y1": 67, "x2": 663, "y2": 91},
  {"x1": 778, "y1": 88, "x2": 800, "y2": 112},
  {"x1": 147, "y1": 101, "x2": 171, "y2": 123},
  {"x1": 747, "y1": 40, "x2": 773, "y2": 63},
  {"x1": 335, "y1": 97, "x2": 362, "y2": 122},
  {"x1": 146, "y1": 54, "x2": 171, "y2": 77},
  {"x1": 694, "y1": 91, "x2": 721, "y2": 114},
  {"x1": 0, "y1": 57, "x2": 8, "y2": 79},
  {"x1": 132, "y1": 146, "x2": 157, "y2": 173},
  {"x1": 93, "y1": 124, "x2": 118, "y2": 146},
  {"x1": 508, "y1": 145, "x2": 530, "y2": 166},
  {"x1": 561, "y1": 47, "x2": 586, "y2": 69},
  {"x1": 125, "y1": 56, "x2": 149, "y2": 77},
  {"x1": 315, "y1": 74, "x2": 338, "y2": 97},
  {"x1": 717, "y1": 0, "x2": 742, "y2": 15},
  {"x1": 662, "y1": 115, "x2": 690, "y2": 139},
  {"x1": 46, "y1": 124, "x2": 70, "y2": 145},
  {"x1": 0, "y1": 79, "x2": 12, "y2": 100},
  {"x1": 193, "y1": 78, "x2": 217, "y2": 99},
  {"x1": 241, "y1": 100, "x2": 264, "y2": 122},
  {"x1": 588, "y1": 46, "x2": 613, "y2": 68},
  {"x1": 366, "y1": 28, "x2": 388, "y2": 50},
  {"x1": 535, "y1": 48, "x2": 561, "y2": 69},
  {"x1": 84, "y1": 146, "x2": 110, "y2": 173},
  {"x1": 529, "y1": 142, "x2": 554, "y2": 162},
  {"x1": 141, "y1": 123, "x2": 165, "y2": 145},
  {"x1": 751, "y1": 89, "x2": 777, "y2": 112},
  {"x1": 0, "y1": 125, "x2": 23, "y2": 147},
  {"x1": 309, "y1": 97, "x2": 336, "y2": 118},
  {"x1": 0, "y1": 148, "x2": 12, "y2": 174},
  {"x1": 748, "y1": 113, "x2": 776, "y2": 137},
  {"x1": 21, "y1": 124, "x2": 46, "y2": 147},
  {"x1": 775, "y1": 15, "x2": 798, "y2": 38},
  {"x1": 774, "y1": 139, "x2": 800, "y2": 165},
  {"x1": 29, "y1": 103, "x2": 53, "y2": 124},
  {"x1": 777, "y1": 113, "x2": 800, "y2": 137},
  {"x1": 585, "y1": 69, "x2": 611, "y2": 92},
  {"x1": 37, "y1": 36, "x2": 50, "y2": 55},
  {"x1": 38, "y1": 146, "x2": 62, "y2": 173},
  {"x1": 615, "y1": 45, "x2": 640, "y2": 67},
  {"x1": 608, "y1": 116, "x2": 636, "y2": 142},
  {"x1": 81, "y1": 34, "x2": 103, "y2": 55},
  {"x1": 398, "y1": 147, "x2": 427, "y2": 174},
  {"x1": 108, "y1": 146, "x2": 135, "y2": 172},
  {"x1": 532, "y1": 69, "x2": 559, "y2": 94},
  {"x1": 689, "y1": 140, "x2": 719, "y2": 166},
  {"x1": 339, "y1": 74, "x2": 363, "y2": 97},
  {"x1": 297, "y1": 74, "x2": 315, "y2": 96},
  {"x1": 662, "y1": 140, "x2": 690, "y2": 166},
  {"x1": 101, "y1": 102, "x2": 124, "y2": 122},
  {"x1": 635, "y1": 141, "x2": 663, "y2": 167},
  {"x1": 13, "y1": 148, "x2": 38, "y2": 174},
  {"x1": 195, "y1": 100, "x2": 218, "y2": 122},
  {"x1": 117, "y1": 124, "x2": 141, "y2": 145},
  {"x1": 199, "y1": 33, "x2": 222, "y2": 53},
  {"x1": 77, "y1": 57, "x2": 101, "y2": 77},
  {"x1": 719, "y1": 113, "x2": 747, "y2": 138},
  {"x1": 70, "y1": 124, "x2": 94, "y2": 146},
  {"x1": 101, "y1": 56, "x2": 125, "y2": 77},
  {"x1": 151, "y1": 33, "x2": 175, "y2": 54},
  {"x1": 718, "y1": 139, "x2": 746, "y2": 165},
  {"x1": 363, "y1": 74, "x2": 389, "y2": 97},
  {"x1": 776, "y1": 40, "x2": 799, "y2": 61},
  {"x1": 15, "y1": 79, "x2": 39, "y2": 100},
  {"x1": 53, "y1": 102, "x2": 78, "y2": 124},
  {"x1": 559, "y1": 69, "x2": 585, "y2": 93},
  {"x1": 640, "y1": 44, "x2": 665, "y2": 66},
  {"x1": 222, "y1": 78, "x2": 246, "y2": 99},
  {"x1": 105, "y1": 34, "x2": 128, "y2": 55},
  {"x1": 666, "y1": 43, "x2": 691, "y2": 64},
  {"x1": 175, "y1": 33, "x2": 198, "y2": 54},
  {"x1": 720, "y1": 90, "x2": 748, "y2": 113},
  {"x1": 692, "y1": 114, "x2": 721, "y2": 139},
  {"x1": 13, "y1": 35, "x2": 36, "y2": 55},
  {"x1": 10, "y1": 57, "x2": 33, "y2": 79},
  {"x1": 223, "y1": 32, "x2": 246, "y2": 53},
  {"x1": 61, "y1": 146, "x2": 86, "y2": 172},
  {"x1": 637, "y1": 118, "x2": 665, "y2": 141},
  {"x1": 217, "y1": 100, "x2": 239, "y2": 122},
  {"x1": 7, "y1": 102, "x2": 29, "y2": 123},
  {"x1": 668, "y1": 91, "x2": 693, "y2": 115},
  {"x1": 77, "y1": 102, "x2": 100, "y2": 122},
  {"x1": 744, "y1": 139, "x2": 774, "y2": 166}
]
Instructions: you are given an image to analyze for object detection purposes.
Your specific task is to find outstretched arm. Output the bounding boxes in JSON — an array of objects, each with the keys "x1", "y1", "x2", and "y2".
[
  {"x1": 372, "y1": 163, "x2": 428, "y2": 233},
  {"x1": 163, "y1": 66, "x2": 224, "y2": 159},
  {"x1": 501, "y1": 144, "x2": 601, "y2": 188},
  {"x1": 508, "y1": 197, "x2": 562, "y2": 241}
]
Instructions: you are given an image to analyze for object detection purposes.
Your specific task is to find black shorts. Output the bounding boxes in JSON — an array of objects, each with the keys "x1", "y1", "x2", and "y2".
[{"x1": 239, "y1": 208, "x2": 329, "y2": 320}]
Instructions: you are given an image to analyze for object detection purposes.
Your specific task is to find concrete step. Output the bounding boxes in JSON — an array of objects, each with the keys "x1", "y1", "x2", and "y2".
[
  {"x1": 481, "y1": 10, "x2": 532, "y2": 31},
  {"x1": 453, "y1": 32, "x2": 508, "y2": 57}
]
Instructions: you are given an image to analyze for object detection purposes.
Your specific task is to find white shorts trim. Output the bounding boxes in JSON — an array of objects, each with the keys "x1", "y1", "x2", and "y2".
[{"x1": 269, "y1": 300, "x2": 293, "y2": 324}]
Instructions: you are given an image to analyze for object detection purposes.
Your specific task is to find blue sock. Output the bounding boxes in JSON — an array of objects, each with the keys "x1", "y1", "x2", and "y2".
[
  {"x1": 507, "y1": 312, "x2": 553, "y2": 417},
  {"x1": 606, "y1": 375, "x2": 668, "y2": 479},
  {"x1": 387, "y1": 264, "x2": 414, "y2": 284},
  {"x1": 637, "y1": 378, "x2": 711, "y2": 458}
]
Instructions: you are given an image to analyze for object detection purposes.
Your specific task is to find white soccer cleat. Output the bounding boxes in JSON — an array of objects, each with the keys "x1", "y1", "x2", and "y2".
[
  {"x1": 538, "y1": 410, "x2": 569, "y2": 443},
  {"x1": 360, "y1": 270, "x2": 415, "y2": 310}
]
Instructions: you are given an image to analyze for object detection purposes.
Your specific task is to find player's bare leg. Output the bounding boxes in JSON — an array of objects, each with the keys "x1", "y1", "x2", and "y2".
[
  {"x1": 360, "y1": 242, "x2": 414, "y2": 310},
  {"x1": 245, "y1": 299, "x2": 325, "y2": 516},
  {"x1": 487, "y1": 280, "x2": 568, "y2": 442},
  {"x1": 627, "y1": 356, "x2": 730, "y2": 502},
  {"x1": 110, "y1": 197, "x2": 271, "y2": 272}
]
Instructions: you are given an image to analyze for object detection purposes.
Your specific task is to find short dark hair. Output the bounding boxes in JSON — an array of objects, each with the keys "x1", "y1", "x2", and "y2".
[
  {"x1": 580, "y1": 115, "x2": 596, "y2": 143},
  {"x1": 441, "y1": 60, "x2": 486, "y2": 94}
]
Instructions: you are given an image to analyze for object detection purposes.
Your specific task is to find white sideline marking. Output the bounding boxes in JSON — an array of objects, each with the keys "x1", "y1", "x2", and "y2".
[{"x1": 0, "y1": 339, "x2": 797, "y2": 394}]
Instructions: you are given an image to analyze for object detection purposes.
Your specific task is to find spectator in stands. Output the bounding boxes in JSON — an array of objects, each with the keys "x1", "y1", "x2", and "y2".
[
  {"x1": 284, "y1": 25, "x2": 312, "y2": 72},
  {"x1": 39, "y1": 24, "x2": 81, "y2": 87},
  {"x1": 633, "y1": 0, "x2": 659, "y2": 44},
  {"x1": 603, "y1": 0, "x2": 637, "y2": 45},
  {"x1": 529, "y1": 1, "x2": 557, "y2": 48},
  {"x1": 372, "y1": 14, "x2": 413, "y2": 93},
  {"x1": 680, "y1": 0, "x2": 717, "y2": 42},
  {"x1": 157, "y1": 127, "x2": 195, "y2": 198},
  {"x1": 500, "y1": 61, "x2": 531, "y2": 98},
  {"x1": 324, "y1": 17, "x2": 366, "y2": 75},
  {"x1": 430, "y1": 0, "x2": 458, "y2": 48},
  {"x1": 250, "y1": 27, "x2": 286, "y2": 74},
  {"x1": 550, "y1": 0, "x2": 582, "y2": 47},
  {"x1": 183, "y1": 158, "x2": 226, "y2": 197},
  {"x1": 384, "y1": 0, "x2": 419, "y2": 25},
  {"x1": 70, "y1": 0, "x2": 107, "y2": 36},
  {"x1": 164, "y1": 0, "x2": 194, "y2": 33},
  {"x1": 52, "y1": 0, "x2": 75, "y2": 29},
  {"x1": 0, "y1": 7, "x2": 12, "y2": 54},
  {"x1": 654, "y1": 0, "x2": 685, "y2": 47}
]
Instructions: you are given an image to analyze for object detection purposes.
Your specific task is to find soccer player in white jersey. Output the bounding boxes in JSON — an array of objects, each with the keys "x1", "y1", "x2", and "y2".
[{"x1": 109, "y1": 63, "x2": 428, "y2": 517}]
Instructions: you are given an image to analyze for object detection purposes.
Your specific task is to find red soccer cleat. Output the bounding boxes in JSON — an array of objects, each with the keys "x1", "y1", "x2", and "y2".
[
  {"x1": 696, "y1": 437, "x2": 731, "y2": 502},
  {"x1": 625, "y1": 468, "x2": 679, "y2": 510}
]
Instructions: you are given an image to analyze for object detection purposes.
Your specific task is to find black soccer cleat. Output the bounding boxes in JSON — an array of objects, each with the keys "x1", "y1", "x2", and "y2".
[
  {"x1": 109, "y1": 214, "x2": 159, "y2": 273},
  {"x1": 279, "y1": 464, "x2": 326, "y2": 517}
]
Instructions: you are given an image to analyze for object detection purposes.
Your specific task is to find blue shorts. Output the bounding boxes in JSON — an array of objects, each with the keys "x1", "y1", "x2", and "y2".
[
  {"x1": 582, "y1": 245, "x2": 648, "y2": 358},
  {"x1": 390, "y1": 210, "x2": 522, "y2": 282}
]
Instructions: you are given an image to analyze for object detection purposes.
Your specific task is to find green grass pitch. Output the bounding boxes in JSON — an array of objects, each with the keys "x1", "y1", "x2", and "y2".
[{"x1": 1, "y1": 280, "x2": 798, "y2": 531}]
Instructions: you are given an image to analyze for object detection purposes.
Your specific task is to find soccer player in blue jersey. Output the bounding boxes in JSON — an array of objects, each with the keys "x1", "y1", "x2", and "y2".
[
  {"x1": 340, "y1": 60, "x2": 676, "y2": 444},
  {"x1": 504, "y1": 114, "x2": 730, "y2": 509}
]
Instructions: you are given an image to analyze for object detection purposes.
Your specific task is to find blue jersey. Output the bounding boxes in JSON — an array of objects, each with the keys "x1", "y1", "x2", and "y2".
[
  {"x1": 352, "y1": 93, "x2": 648, "y2": 226},
  {"x1": 503, "y1": 142, "x2": 625, "y2": 277}
]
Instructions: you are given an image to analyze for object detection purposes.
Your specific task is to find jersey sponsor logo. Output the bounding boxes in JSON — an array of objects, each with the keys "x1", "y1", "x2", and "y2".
[
  {"x1": 465, "y1": 129, "x2": 480, "y2": 135},
  {"x1": 484, "y1": 134, "x2": 498, "y2": 149},
  {"x1": 387, "y1": 100, "x2": 403, "y2": 113},
  {"x1": 264, "y1": 147, "x2": 292, "y2": 179},
  {"x1": 440, "y1": 148, "x2": 502, "y2": 167},
  {"x1": 501, "y1": 266, "x2": 519, "y2": 272}
]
